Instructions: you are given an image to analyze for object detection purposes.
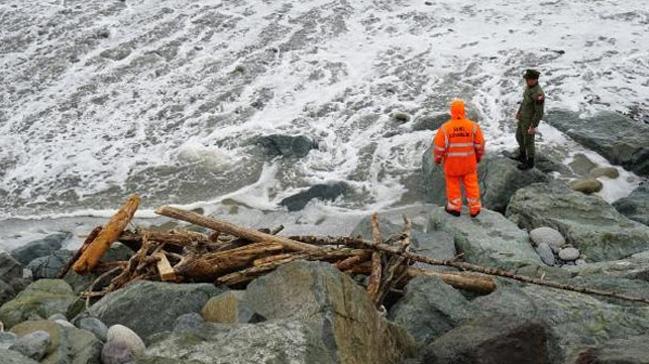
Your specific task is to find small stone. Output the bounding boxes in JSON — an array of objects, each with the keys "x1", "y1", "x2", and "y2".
[
  {"x1": 106, "y1": 325, "x2": 145, "y2": 358},
  {"x1": 559, "y1": 247, "x2": 580, "y2": 261},
  {"x1": 575, "y1": 259, "x2": 587, "y2": 266},
  {"x1": 101, "y1": 340, "x2": 134, "y2": 364},
  {"x1": 569, "y1": 178, "x2": 603, "y2": 194},
  {"x1": 535, "y1": 243, "x2": 556, "y2": 266},
  {"x1": 529, "y1": 227, "x2": 566, "y2": 253},
  {"x1": 590, "y1": 166, "x2": 620, "y2": 179},
  {"x1": 390, "y1": 111, "x2": 411, "y2": 123},
  {"x1": 47, "y1": 314, "x2": 67, "y2": 322},
  {"x1": 54, "y1": 320, "x2": 74, "y2": 328},
  {"x1": 9, "y1": 330, "x2": 51, "y2": 361},
  {"x1": 75, "y1": 317, "x2": 108, "y2": 342}
]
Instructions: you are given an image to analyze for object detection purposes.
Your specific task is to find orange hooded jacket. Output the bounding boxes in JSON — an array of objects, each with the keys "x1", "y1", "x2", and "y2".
[{"x1": 433, "y1": 100, "x2": 485, "y2": 176}]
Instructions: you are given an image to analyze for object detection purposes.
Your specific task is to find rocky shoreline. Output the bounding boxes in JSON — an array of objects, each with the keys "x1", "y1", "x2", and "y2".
[{"x1": 1, "y1": 111, "x2": 649, "y2": 363}]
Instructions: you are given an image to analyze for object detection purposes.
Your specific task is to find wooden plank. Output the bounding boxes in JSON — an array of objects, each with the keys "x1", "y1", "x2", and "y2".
[{"x1": 154, "y1": 251, "x2": 177, "y2": 282}]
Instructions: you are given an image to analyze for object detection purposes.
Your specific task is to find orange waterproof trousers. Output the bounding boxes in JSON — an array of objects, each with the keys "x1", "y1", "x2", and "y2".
[{"x1": 444, "y1": 172, "x2": 481, "y2": 215}]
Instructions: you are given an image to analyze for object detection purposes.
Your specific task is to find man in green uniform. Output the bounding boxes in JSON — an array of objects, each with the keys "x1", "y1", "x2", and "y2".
[{"x1": 515, "y1": 69, "x2": 545, "y2": 170}]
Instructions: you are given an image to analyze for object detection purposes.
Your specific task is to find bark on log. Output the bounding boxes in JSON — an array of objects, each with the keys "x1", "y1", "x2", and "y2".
[
  {"x1": 73, "y1": 195, "x2": 141, "y2": 274},
  {"x1": 155, "y1": 206, "x2": 321, "y2": 253}
]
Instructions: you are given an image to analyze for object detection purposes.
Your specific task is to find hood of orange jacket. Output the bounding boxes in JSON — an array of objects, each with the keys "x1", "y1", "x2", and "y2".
[{"x1": 450, "y1": 99, "x2": 466, "y2": 120}]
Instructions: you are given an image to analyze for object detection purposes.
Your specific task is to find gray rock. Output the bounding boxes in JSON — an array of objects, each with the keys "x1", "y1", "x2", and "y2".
[
  {"x1": 255, "y1": 134, "x2": 317, "y2": 159},
  {"x1": 546, "y1": 110, "x2": 649, "y2": 176},
  {"x1": 0, "y1": 279, "x2": 17, "y2": 306},
  {"x1": 47, "y1": 313, "x2": 68, "y2": 322},
  {"x1": 507, "y1": 181, "x2": 649, "y2": 261},
  {"x1": 0, "y1": 349, "x2": 39, "y2": 364},
  {"x1": 428, "y1": 207, "x2": 542, "y2": 271},
  {"x1": 244, "y1": 261, "x2": 416, "y2": 364},
  {"x1": 411, "y1": 113, "x2": 448, "y2": 131},
  {"x1": 420, "y1": 315, "x2": 558, "y2": 364},
  {"x1": 390, "y1": 111, "x2": 411, "y2": 122},
  {"x1": 388, "y1": 276, "x2": 478, "y2": 343},
  {"x1": 9, "y1": 330, "x2": 50, "y2": 361},
  {"x1": 575, "y1": 259, "x2": 586, "y2": 266},
  {"x1": 350, "y1": 206, "x2": 456, "y2": 267},
  {"x1": 89, "y1": 281, "x2": 223, "y2": 339},
  {"x1": 569, "y1": 335, "x2": 649, "y2": 364},
  {"x1": 106, "y1": 324, "x2": 145, "y2": 358},
  {"x1": 101, "y1": 340, "x2": 135, "y2": 364},
  {"x1": 63, "y1": 243, "x2": 134, "y2": 294},
  {"x1": 201, "y1": 291, "x2": 263, "y2": 324},
  {"x1": 536, "y1": 243, "x2": 556, "y2": 266},
  {"x1": 279, "y1": 182, "x2": 348, "y2": 211},
  {"x1": 75, "y1": 316, "x2": 108, "y2": 342},
  {"x1": 0, "y1": 251, "x2": 23, "y2": 283},
  {"x1": 590, "y1": 166, "x2": 619, "y2": 179},
  {"x1": 568, "y1": 153, "x2": 598, "y2": 176},
  {"x1": 0, "y1": 331, "x2": 18, "y2": 350},
  {"x1": 26, "y1": 250, "x2": 73, "y2": 280},
  {"x1": 0, "y1": 279, "x2": 76, "y2": 328},
  {"x1": 614, "y1": 182, "x2": 649, "y2": 226},
  {"x1": 473, "y1": 281, "x2": 649, "y2": 360},
  {"x1": 558, "y1": 247, "x2": 580, "y2": 261},
  {"x1": 173, "y1": 313, "x2": 206, "y2": 333},
  {"x1": 10, "y1": 232, "x2": 71, "y2": 265},
  {"x1": 529, "y1": 226, "x2": 565, "y2": 252},
  {"x1": 422, "y1": 152, "x2": 548, "y2": 213},
  {"x1": 570, "y1": 177, "x2": 603, "y2": 194}
]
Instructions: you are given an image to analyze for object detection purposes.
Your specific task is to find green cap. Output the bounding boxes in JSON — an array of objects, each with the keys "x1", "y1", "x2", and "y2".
[{"x1": 523, "y1": 69, "x2": 541, "y2": 79}]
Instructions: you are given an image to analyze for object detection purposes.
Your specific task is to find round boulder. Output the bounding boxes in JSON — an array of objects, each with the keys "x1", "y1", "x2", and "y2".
[
  {"x1": 535, "y1": 243, "x2": 556, "y2": 266},
  {"x1": 570, "y1": 178, "x2": 603, "y2": 194},
  {"x1": 559, "y1": 247, "x2": 580, "y2": 261},
  {"x1": 590, "y1": 166, "x2": 619, "y2": 179},
  {"x1": 529, "y1": 227, "x2": 566, "y2": 253},
  {"x1": 106, "y1": 325, "x2": 145, "y2": 358}
]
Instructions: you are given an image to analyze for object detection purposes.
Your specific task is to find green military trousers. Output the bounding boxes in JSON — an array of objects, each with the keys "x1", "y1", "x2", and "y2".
[{"x1": 516, "y1": 120, "x2": 535, "y2": 160}]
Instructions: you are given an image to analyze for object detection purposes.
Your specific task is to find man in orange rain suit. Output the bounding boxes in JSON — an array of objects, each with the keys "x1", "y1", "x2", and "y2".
[{"x1": 433, "y1": 99, "x2": 485, "y2": 218}]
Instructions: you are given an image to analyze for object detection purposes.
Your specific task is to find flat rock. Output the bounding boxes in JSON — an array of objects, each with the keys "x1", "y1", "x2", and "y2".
[
  {"x1": 411, "y1": 113, "x2": 448, "y2": 131},
  {"x1": 388, "y1": 276, "x2": 478, "y2": 343},
  {"x1": 570, "y1": 177, "x2": 603, "y2": 194},
  {"x1": 546, "y1": 110, "x2": 649, "y2": 176},
  {"x1": 420, "y1": 314, "x2": 557, "y2": 364},
  {"x1": 0, "y1": 279, "x2": 76, "y2": 328},
  {"x1": 11, "y1": 233, "x2": 71, "y2": 265},
  {"x1": 255, "y1": 134, "x2": 317, "y2": 159},
  {"x1": 558, "y1": 247, "x2": 580, "y2": 261},
  {"x1": 428, "y1": 207, "x2": 542, "y2": 271},
  {"x1": 614, "y1": 182, "x2": 649, "y2": 226},
  {"x1": 568, "y1": 153, "x2": 598, "y2": 176},
  {"x1": 422, "y1": 152, "x2": 548, "y2": 213},
  {"x1": 279, "y1": 182, "x2": 348, "y2": 211},
  {"x1": 507, "y1": 181, "x2": 649, "y2": 261},
  {"x1": 89, "y1": 281, "x2": 223, "y2": 339},
  {"x1": 529, "y1": 227, "x2": 565, "y2": 253}
]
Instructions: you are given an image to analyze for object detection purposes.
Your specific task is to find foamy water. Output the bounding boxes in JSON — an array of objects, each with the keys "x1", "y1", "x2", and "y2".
[{"x1": 1, "y1": 0, "x2": 647, "y2": 227}]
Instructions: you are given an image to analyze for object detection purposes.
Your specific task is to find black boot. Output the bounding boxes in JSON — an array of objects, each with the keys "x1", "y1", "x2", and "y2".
[
  {"x1": 517, "y1": 157, "x2": 535, "y2": 170},
  {"x1": 445, "y1": 206, "x2": 460, "y2": 217}
]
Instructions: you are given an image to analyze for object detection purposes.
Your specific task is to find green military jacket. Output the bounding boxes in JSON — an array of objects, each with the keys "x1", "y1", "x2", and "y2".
[{"x1": 518, "y1": 84, "x2": 545, "y2": 127}]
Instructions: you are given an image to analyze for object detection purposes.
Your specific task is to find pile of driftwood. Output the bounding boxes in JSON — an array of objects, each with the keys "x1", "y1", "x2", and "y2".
[{"x1": 60, "y1": 194, "x2": 649, "y2": 307}]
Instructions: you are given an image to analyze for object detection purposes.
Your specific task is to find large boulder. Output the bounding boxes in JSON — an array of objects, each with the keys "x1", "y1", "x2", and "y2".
[
  {"x1": 428, "y1": 207, "x2": 542, "y2": 271},
  {"x1": 11, "y1": 233, "x2": 71, "y2": 265},
  {"x1": 422, "y1": 151, "x2": 547, "y2": 213},
  {"x1": 473, "y1": 280, "x2": 649, "y2": 361},
  {"x1": 420, "y1": 315, "x2": 557, "y2": 364},
  {"x1": 0, "y1": 280, "x2": 76, "y2": 328},
  {"x1": 0, "y1": 349, "x2": 39, "y2": 364},
  {"x1": 244, "y1": 261, "x2": 416, "y2": 364},
  {"x1": 614, "y1": 182, "x2": 649, "y2": 226},
  {"x1": 507, "y1": 181, "x2": 649, "y2": 262},
  {"x1": 88, "y1": 281, "x2": 223, "y2": 339},
  {"x1": 10, "y1": 319, "x2": 102, "y2": 364},
  {"x1": 27, "y1": 250, "x2": 73, "y2": 280},
  {"x1": 388, "y1": 276, "x2": 478, "y2": 343},
  {"x1": 545, "y1": 110, "x2": 649, "y2": 176}
]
